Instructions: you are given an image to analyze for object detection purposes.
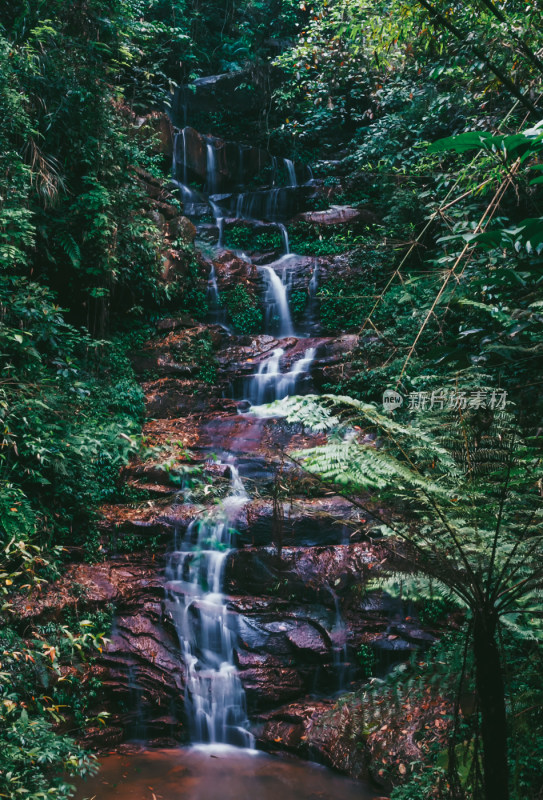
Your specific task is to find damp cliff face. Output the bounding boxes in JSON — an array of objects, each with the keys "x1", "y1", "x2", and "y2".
[{"x1": 18, "y1": 107, "x2": 438, "y2": 782}]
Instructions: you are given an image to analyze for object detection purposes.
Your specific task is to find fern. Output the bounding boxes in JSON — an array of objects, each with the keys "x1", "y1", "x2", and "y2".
[{"x1": 55, "y1": 229, "x2": 81, "y2": 268}]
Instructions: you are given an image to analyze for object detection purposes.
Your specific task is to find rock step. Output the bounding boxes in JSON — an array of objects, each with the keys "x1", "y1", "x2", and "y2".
[{"x1": 97, "y1": 498, "x2": 376, "y2": 552}]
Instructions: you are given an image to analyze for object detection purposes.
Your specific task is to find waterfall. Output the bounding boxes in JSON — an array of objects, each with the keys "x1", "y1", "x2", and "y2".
[
  {"x1": 277, "y1": 223, "x2": 290, "y2": 255},
  {"x1": 284, "y1": 158, "x2": 297, "y2": 187},
  {"x1": 249, "y1": 348, "x2": 285, "y2": 405},
  {"x1": 261, "y1": 265, "x2": 294, "y2": 337},
  {"x1": 206, "y1": 263, "x2": 230, "y2": 329},
  {"x1": 208, "y1": 263, "x2": 220, "y2": 306},
  {"x1": 246, "y1": 347, "x2": 316, "y2": 407},
  {"x1": 172, "y1": 130, "x2": 203, "y2": 216},
  {"x1": 206, "y1": 140, "x2": 218, "y2": 194},
  {"x1": 165, "y1": 463, "x2": 254, "y2": 748},
  {"x1": 271, "y1": 155, "x2": 278, "y2": 187},
  {"x1": 182, "y1": 128, "x2": 188, "y2": 185},
  {"x1": 329, "y1": 588, "x2": 349, "y2": 691},
  {"x1": 209, "y1": 199, "x2": 224, "y2": 248},
  {"x1": 309, "y1": 260, "x2": 319, "y2": 298},
  {"x1": 265, "y1": 188, "x2": 281, "y2": 221},
  {"x1": 276, "y1": 348, "x2": 316, "y2": 399}
]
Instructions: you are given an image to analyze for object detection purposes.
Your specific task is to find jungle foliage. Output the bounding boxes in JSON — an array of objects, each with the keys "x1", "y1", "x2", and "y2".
[{"x1": 1, "y1": 0, "x2": 542, "y2": 798}]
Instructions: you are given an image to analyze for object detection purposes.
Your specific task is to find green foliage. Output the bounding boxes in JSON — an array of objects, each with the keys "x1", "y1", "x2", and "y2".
[
  {"x1": 289, "y1": 288, "x2": 308, "y2": 321},
  {"x1": 289, "y1": 223, "x2": 372, "y2": 256},
  {"x1": 182, "y1": 330, "x2": 218, "y2": 383},
  {"x1": 223, "y1": 226, "x2": 282, "y2": 253},
  {"x1": 221, "y1": 284, "x2": 263, "y2": 334},
  {"x1": 356, "y1": 643, "x2": 376, "y2": 678}
]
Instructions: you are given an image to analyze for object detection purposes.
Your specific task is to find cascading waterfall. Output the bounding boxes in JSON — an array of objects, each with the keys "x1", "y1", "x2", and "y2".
[
  {"x1": 277, "y1": 223, "x2": 290, "y2": 255},
  {"x1": 245, "y1": 347, "x2": 316, "y2": 407},
  {"x1": 309, "y1": 260, "x2": 319, "y2": 298},
  {"x1": 166, "y1": 125, "x2": 349, "y2": 750},
  {"x1": 328, "y1": 587, "x2": 349, "y2": 691},
  {"x1": 209, "y1": 199, "x2": 224, "y2": 248},
  {"x1": 248, "y1": 348, "x2": 284, "y2": 406},
  {"x1": 206, "y1": 263, "x2": 230, "y2": 329},
  {"x1": 261, "y1": 265, "x2": 294, "y2": 338},
  {"x1": 165, "y1": 463, "x2": 254, "y2": 748},
  {"x1": 276, "y1": 348, "x2": 316, "y2": 399},
  {"x1": 171, "y1": 130, "x2": 203, "y2": 216},
  {"x1": 206, "y1": 140, "x2": 218, "y2": 194},
  {"x1": 284, "y1": 158, "x2": 297, "y2": 187}
]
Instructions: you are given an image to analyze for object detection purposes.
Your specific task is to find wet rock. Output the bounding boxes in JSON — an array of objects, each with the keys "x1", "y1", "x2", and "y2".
[
  {"x1": 11, "y1": 556, "x2": 163, "y2": 622},
  {"x1": 130, "y1": 324, "x2": 224, "y2": 379},
  {"x1": 295, "y1": 205, "x2": 379, "y2": 227},
  {"x1": 142, "y1": 377, "x2": 231, "y2": 418},
  {"x1": 253, "y1": 696, "x2": 369, "y2": 779},
  {"x1": 226, "y1": 543, "x2": 378, "y2": 602},
  {"x1": 213, "y1": 251, "x2": 259, "y2": 291},
  {"x1": 234, "y1": 496, "x2": 367, "y2": 547},
  {"x1": 141, "y1": 111, "x2": 175, "y2": 160},
  {"x1": 173, "y1": 126, "x2": 207, "y2": 182},
  {"x1": 11, "y1": 554, "x2": 186, "y2": 746},
  {"x1": 156, "y1": 315, "x2": 198, "y2": 332},
  {"x1": 236, "y1": 651, "x2": 304, "y2": 707}
]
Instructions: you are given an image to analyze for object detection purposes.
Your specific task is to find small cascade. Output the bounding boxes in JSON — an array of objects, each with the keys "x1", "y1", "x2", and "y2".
[
  {"x1": 206, "y1": 263, "x2": 229, "y2": 329},
  {"x1": 206, "y1": 140, "x2": 218, "y2": 194},
  {"x1": 261, "y1": 265, "x2": 294, "y2": 337},
  {"x1": 249, "y1": 348, "x2": 285, "y2": 406},
  {"x1": 172, "y1": 130, "x2": 206, "y2": 216},
  {"x1": 271, "y1": 155, "x2": 278, "y2": 187},
  {"x1": 309, "y1": 260, "x2": 319, "y2": 298},
  {"x1": 276, "y1": 347, "x2": 316, "y2": 399},
  {"x1": 266, "y1": 188, "x2": 281, "y2": 221},
  {"x1": 284, "y1": 158, "x2": 297, "y2": 187},
  {"x1": 165, "y1": 463, "x2": 254, "y2": 748},
  {"x1": 209, "y1": 199, "x2": 224, "y2": 248},
  {"x1": 277, "y1": 223, "x2": 290, "y2": 255},
  {"x1": 182, "y1": 128, "x2": 189, "y2": 185},
  {"x1": 127, "y1": 664, "x2": 147, "y2": 740},
  {"x1": 245, "y1": 347, "x2": 316, "y2": 407},
  {"x1": 329, "y1": 588, "x2": 349, "y2": 691}
]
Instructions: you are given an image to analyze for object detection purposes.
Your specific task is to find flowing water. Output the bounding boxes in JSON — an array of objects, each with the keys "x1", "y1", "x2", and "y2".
[
  {"x1": 166, "y1": 126, "x2": 341, "y2": 757},
  {"x1": 277, "y1": 222, "x2": 290, "y2": 254},
  {"x1": 206, "y1": 140, "x2": 218, "y2": 194},
  {"x1": 165, "y1": 464, "x2": 253, "y2": 748},
  {"x1": 260, "y1": 263, "x2": 294, "y2": 338},
  {"x1": 284, "y1": 158, "x2": 297, "y2": 187},
  {"x1": 73, "y1": 103, "x2": 380, "y2": 800},
  {"x1": 74, "y1": 748, "x2": 380, "y2": 800}
]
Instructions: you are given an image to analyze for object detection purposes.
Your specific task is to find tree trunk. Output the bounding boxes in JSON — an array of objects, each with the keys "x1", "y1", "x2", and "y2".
[{"x1": 473, "y1": 612, "x2": 509, "y2": 800}]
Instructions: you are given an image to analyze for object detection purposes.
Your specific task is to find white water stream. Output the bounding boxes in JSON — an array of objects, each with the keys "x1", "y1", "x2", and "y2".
[{"x1": 165, "y1": 464, "x2": 253, "y2": 747}]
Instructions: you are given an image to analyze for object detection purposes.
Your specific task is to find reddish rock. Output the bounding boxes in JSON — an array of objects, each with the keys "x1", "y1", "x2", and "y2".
[{"x1": 226, "y1": 543, "x2": 379, "y2": 601}]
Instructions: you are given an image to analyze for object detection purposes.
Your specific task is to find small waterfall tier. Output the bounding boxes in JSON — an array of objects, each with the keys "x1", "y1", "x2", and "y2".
[
  {"x1": 260, "y1": 264, "x2": 294, "y2": 337},
  {"x1": 245, "y1": 347, "x2": 316, "y2": 407},
  {"x1": 165, "y1": 464, "x2": 254, "y2": 747},
  {"x1": 171, "y1": 127, "x2": 314, "y2": 225}
]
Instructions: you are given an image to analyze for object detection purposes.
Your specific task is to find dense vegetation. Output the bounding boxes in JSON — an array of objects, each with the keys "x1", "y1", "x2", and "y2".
[{"x1": 0, "y1": 0, "x2": 542, "y2": 799}]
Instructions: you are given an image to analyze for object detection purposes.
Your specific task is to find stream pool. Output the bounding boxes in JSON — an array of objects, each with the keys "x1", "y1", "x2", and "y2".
[{"x1": 74, "y1": 746, "x2": 382, "y2": 800}]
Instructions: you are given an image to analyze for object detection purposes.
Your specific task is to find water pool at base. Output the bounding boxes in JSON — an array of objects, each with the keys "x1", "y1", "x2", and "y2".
[{"x1": 74, "y1": 747, "x2": 382, "y2": 800}]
